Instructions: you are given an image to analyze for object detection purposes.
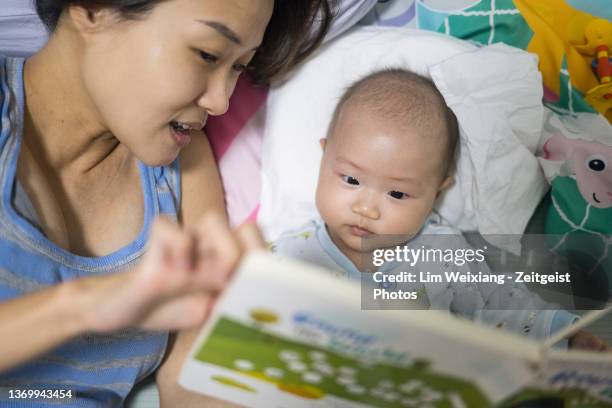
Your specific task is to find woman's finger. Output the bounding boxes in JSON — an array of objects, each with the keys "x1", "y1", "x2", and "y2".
[
  {"x1": 146, "y1": 217, "x2": 188, "y2": 266},
  {"x1": 168, "y1": 225, "x2": 195, "y2": 274},
  {"x1": 193, "y1": 211, "x2": 240, "y2": 291},
  {"x1": 140, "y1": 292, "x2": 212, "y2": 331}
]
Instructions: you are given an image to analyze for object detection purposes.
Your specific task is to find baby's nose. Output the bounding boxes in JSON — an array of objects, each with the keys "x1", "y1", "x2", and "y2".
[{"x1": 351, "y1": 196, "x2": 380, "y2": 220}]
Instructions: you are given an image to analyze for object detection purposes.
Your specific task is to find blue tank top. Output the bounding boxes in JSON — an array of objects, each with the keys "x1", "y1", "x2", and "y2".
[{"x1": 0, "y1": 57, "x2": 179, "y2": 406}]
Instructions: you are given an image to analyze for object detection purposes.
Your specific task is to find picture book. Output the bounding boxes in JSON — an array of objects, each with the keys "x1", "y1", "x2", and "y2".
[{"x1": 179, "y1": 253, "x2": 612, "y2": 408}]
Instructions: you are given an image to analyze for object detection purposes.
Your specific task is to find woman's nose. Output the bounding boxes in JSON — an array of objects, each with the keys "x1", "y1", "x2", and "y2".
[
  {"x1": 196, "y1": 76, "x2": 232, "y2": 117},
  {"x1": 351, "y1": 193, "x2": 380, "y2": 220}
]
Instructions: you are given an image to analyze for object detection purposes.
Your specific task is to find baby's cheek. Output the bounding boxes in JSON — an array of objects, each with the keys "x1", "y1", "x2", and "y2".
[
  {"x1": 382, "y1": 213, "x2": 420, "y2": 235},
  {"x1": 384, "y1": 203, "x2": 430, "y2": 235},
  {"x1": 316, "y1": 185, "x2": 344, "y2": 226},
  {"x1": 317, "y1": 200, "x2": 335, "y2": 226},
  {"x1": 395, "y1": 220, "x2": 422, "y2": 236}
]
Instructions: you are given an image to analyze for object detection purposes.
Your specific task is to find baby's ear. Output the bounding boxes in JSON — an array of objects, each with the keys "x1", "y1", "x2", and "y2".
[
  {"x1": 319, "y1": 138, "x2": 327, "y2": 151},
  {"x1": 437, "y1": 176, "x2": 454, "y2": 195}
]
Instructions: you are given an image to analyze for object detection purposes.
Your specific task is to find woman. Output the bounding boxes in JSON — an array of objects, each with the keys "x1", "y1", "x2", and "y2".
[{"x1": 0, "y1": 0, "x2": 336, "y2": 406}]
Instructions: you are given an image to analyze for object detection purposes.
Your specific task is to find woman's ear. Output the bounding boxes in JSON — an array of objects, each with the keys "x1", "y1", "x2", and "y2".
[
  {"x1": 319, "y1": 138, "x2": 327, "y2": 151},
  {"x1": 67, "y1": 5, "x2": 117, "y2": 37}
]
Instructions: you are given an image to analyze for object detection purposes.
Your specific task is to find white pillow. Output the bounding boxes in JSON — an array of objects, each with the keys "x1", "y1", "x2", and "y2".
[
  {"x1": 429, "y1": 42, "x2": 547, "y2": 253},
  {"x1": 259, "y1": 27, "x2": 547, "y2": 254}
]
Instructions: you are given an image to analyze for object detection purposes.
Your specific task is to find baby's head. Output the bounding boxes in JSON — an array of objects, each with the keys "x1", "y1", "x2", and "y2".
[{"x1": 316, "y1": 69, "x2": 458, "y2": 259}]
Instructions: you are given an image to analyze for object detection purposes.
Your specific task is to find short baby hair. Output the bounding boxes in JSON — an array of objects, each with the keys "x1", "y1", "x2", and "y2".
[{"x1": 328, "y1": 69, "x2": 459, "y2": 176}]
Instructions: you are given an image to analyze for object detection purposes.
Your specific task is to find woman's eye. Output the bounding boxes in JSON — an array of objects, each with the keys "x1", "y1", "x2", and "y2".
[
  {"x1": 341, "y1": 175, "x2": 359, "y2": 185},
  {"x1": 232, "y1": 63, "x2": 248, "y2": 73},
  {"x1": 198, "y1": 50, "x2": 219, "y2": 64},
  {"x1": 388, "y1": 190, "x2": 408, "y2": 200}
]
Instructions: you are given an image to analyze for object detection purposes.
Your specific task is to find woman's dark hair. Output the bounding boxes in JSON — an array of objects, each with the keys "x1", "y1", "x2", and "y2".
[{"x1": 34, "y1": 0, "x2": 338, "y2": 83}]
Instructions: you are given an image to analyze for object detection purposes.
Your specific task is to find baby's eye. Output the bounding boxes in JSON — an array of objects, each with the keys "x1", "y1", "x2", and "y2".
[
  {"x1": 341, "y1": 175, "x2": 360, "y2": 185},
  {"x1": 388, "y1": 190, "x2": 409, "y2": 200}
]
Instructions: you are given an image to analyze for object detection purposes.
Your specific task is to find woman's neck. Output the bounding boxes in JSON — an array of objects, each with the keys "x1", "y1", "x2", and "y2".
[{"x1": 22, "y1": 29, "x2": 129, "y2": 177}]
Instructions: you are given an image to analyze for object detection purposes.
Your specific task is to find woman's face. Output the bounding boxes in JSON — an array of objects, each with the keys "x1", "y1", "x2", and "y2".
[{"x1": 79, "y1": 0, "x2": 274, "y2": 165}]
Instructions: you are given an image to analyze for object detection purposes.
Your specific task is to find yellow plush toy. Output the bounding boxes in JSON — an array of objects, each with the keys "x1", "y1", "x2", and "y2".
[{"x1": 515, "y1": 0, "x2": 612, "y2": 122}]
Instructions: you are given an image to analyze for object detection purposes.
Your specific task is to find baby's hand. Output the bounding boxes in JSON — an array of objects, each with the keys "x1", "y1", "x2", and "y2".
[{"x1": 568, "y1": 330, "x2": 609, "y2": 351}]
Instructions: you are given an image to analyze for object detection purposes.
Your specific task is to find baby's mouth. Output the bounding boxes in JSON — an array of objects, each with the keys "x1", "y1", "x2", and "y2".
[{"x1": 349, "y1": 225, "x2": 372, "y2": 237}]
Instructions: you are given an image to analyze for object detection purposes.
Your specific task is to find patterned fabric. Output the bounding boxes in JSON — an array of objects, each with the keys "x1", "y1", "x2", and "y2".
[
  {"x1": 418, "y1": 0, "x2": 605, "y2": 119},
  {"x1": 418, "y1": 0, "x2": 531, "y2": 48},
  {"x1": 363, "y1": 0, "x2": 611, "y2": 120},
  {"x1": 0, "y1": 56, "x2": 178, "y2": 407},
  {"x1": 538, "y1": 111, "x2": 612, "y2": 298},
  {"x1": 545, "y1": 176, "x2": 612, "y2": 294}
]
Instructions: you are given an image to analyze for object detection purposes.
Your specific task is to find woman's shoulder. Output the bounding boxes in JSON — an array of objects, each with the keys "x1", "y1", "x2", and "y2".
[{"x1": 177, "y1": 131, "x2": 225, "y2": 225}]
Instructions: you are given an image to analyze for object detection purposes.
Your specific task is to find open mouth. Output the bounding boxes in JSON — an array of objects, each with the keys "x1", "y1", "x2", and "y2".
[
  {"x1": 169, "y1": 121, "x2": 194, "y2": 147},
  {"x1": 170, "y1": 120, "x2": 195, "y2": 134}
]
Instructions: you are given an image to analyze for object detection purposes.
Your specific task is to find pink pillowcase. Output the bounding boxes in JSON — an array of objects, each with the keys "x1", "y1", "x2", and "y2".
[{"x1": 205, "y1": 74, "x2": 268, "y2": 226}]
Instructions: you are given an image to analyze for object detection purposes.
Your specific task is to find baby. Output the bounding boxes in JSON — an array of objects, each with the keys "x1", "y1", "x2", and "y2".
[{"x1": 272, "y1": 69, "x2": 607, "y2": 349}]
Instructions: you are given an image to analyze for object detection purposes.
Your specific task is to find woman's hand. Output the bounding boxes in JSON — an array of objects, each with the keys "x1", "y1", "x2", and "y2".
[
  {"x1": 0, "y1": 212, "x2": 263, "y2": 374},
  {"x1": 76, "y1": 213, "x2": 264, "y2": 333}
]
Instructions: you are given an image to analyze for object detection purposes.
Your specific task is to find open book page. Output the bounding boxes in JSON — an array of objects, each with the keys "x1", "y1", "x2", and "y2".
[{"x1": 179, "y1": 253, "x2": 544, "y2": 408}]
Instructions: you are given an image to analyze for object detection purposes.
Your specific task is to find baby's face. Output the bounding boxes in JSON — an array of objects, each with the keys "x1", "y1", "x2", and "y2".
[{"x1": 316, "y1": 107, "x2": 451, "y2": 261}]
